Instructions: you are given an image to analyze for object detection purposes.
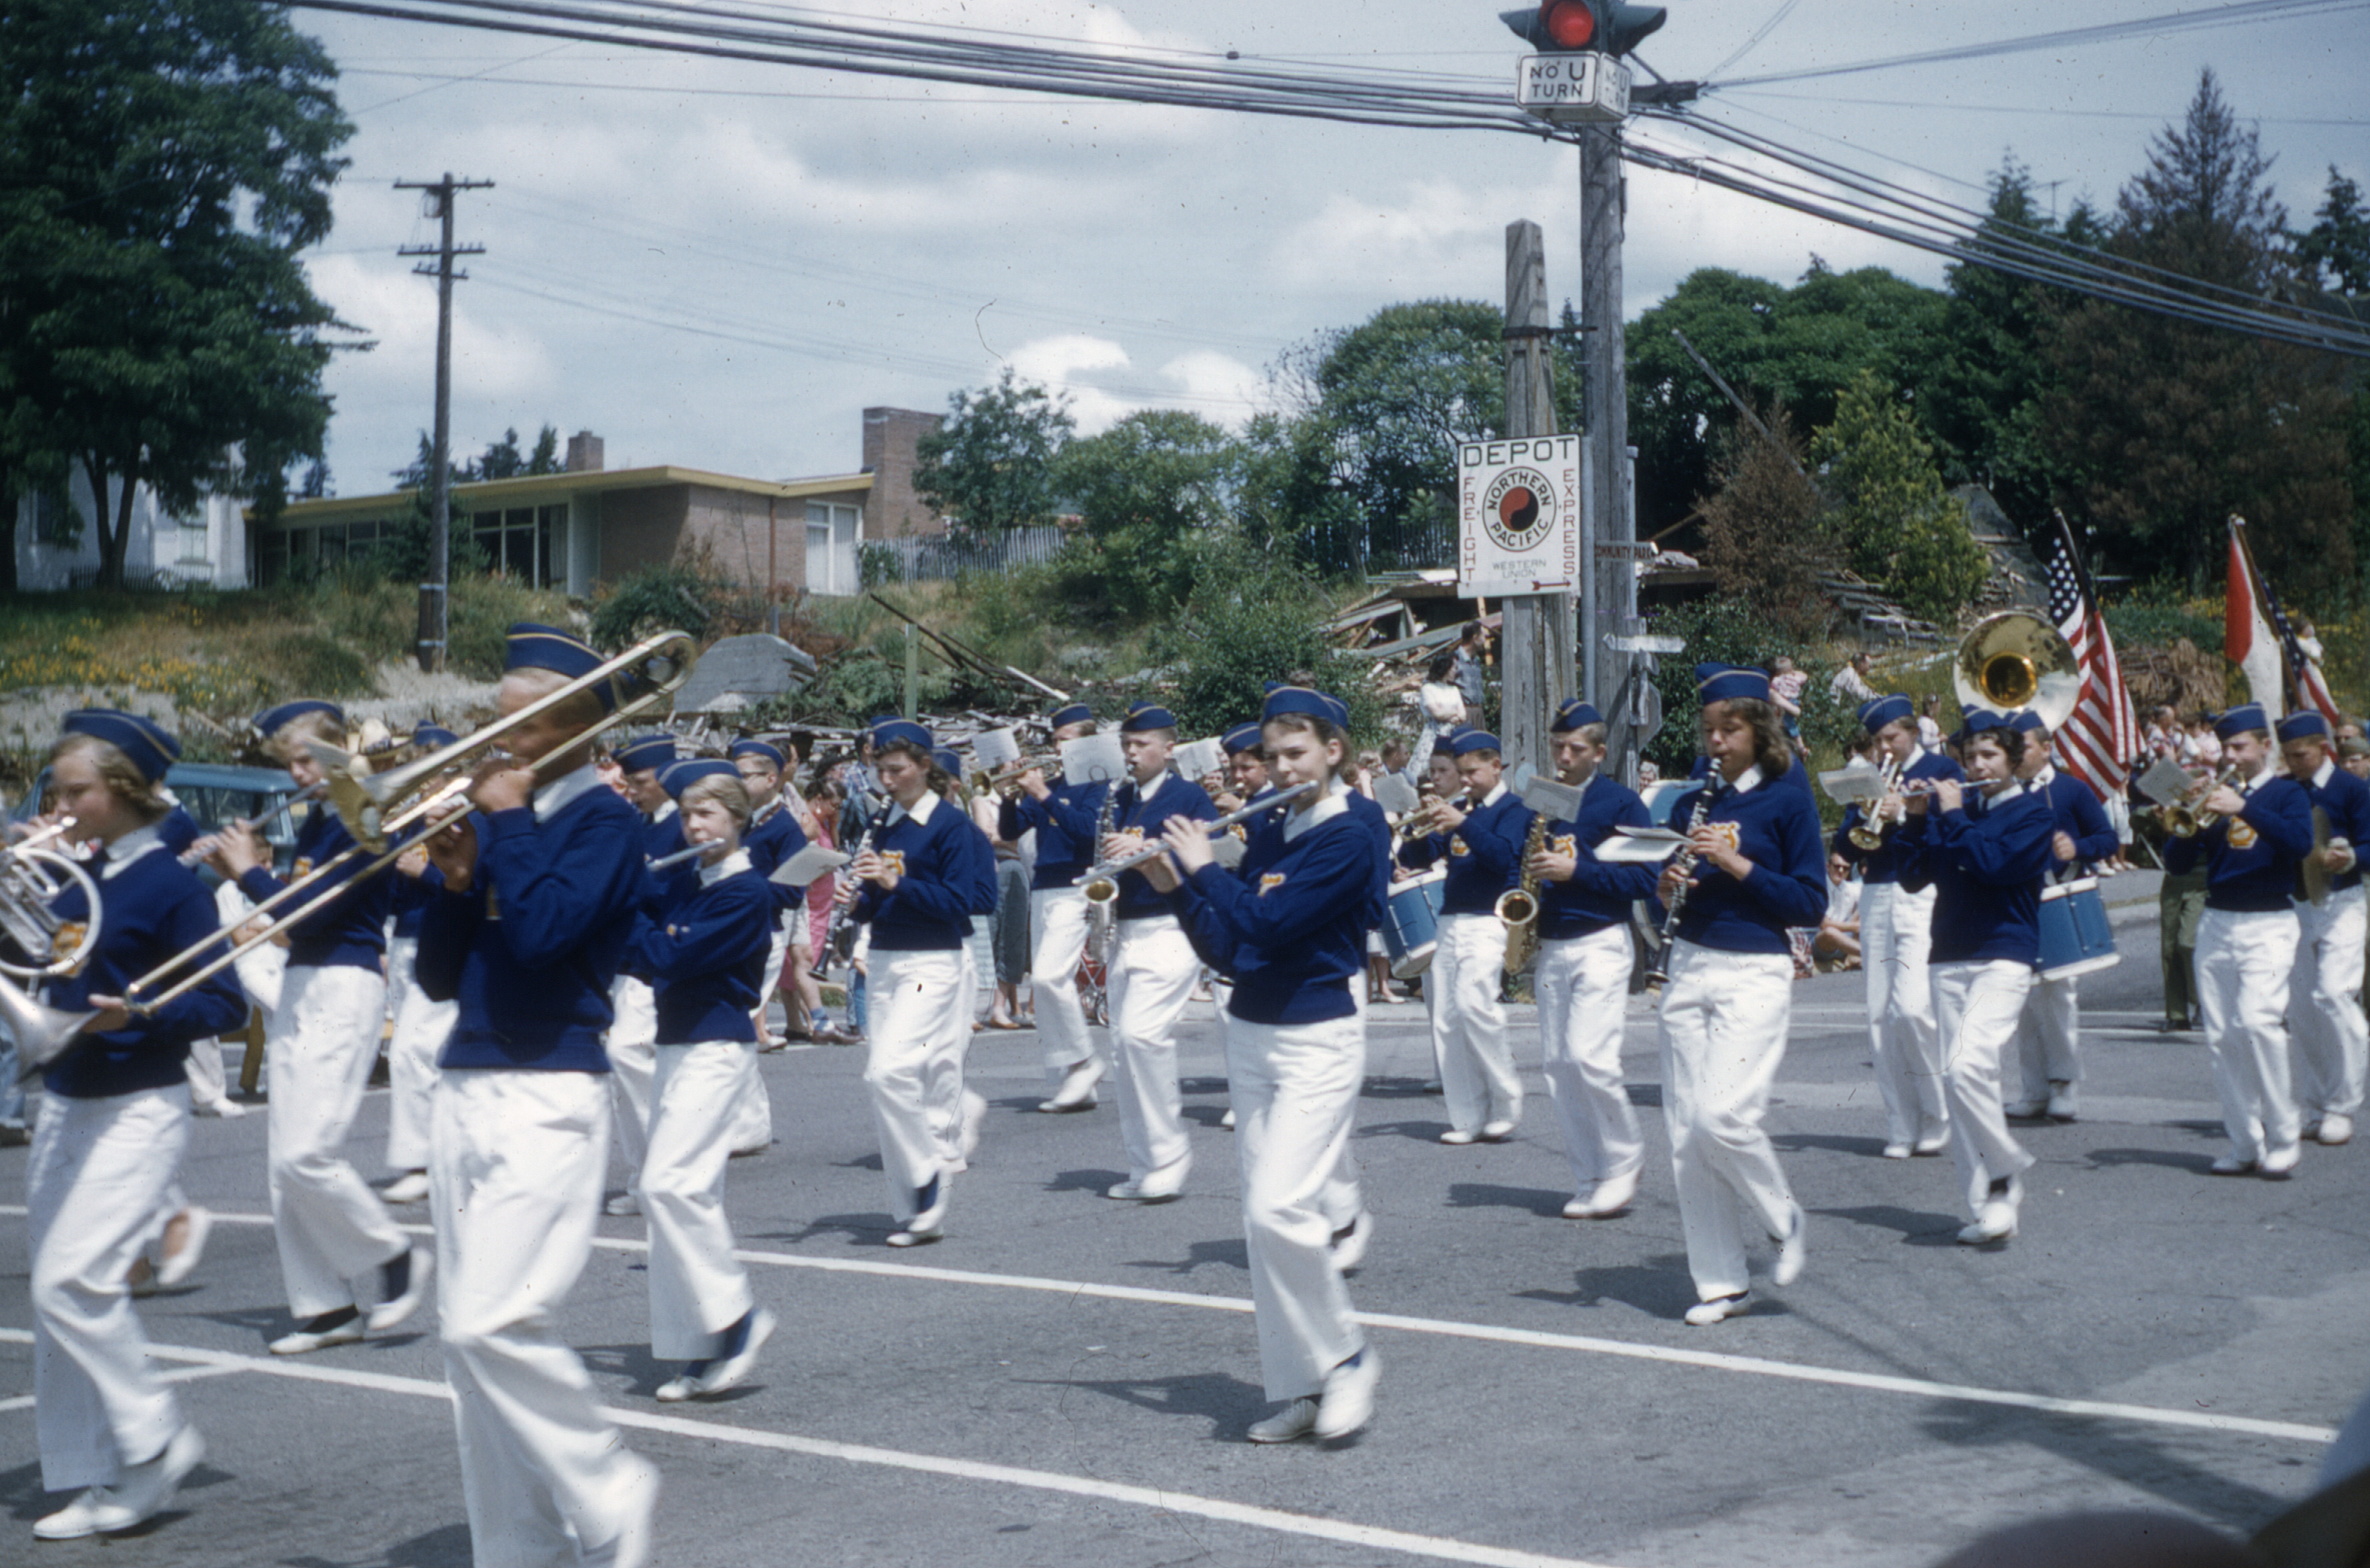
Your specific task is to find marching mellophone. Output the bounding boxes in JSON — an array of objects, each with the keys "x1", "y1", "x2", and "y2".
[
  {"x1": 1077, "y1": 781, "x2": 1318, "y2": 903},
  {"x1": 0, "y1": 817, "x2": 102, "y2": 982}
]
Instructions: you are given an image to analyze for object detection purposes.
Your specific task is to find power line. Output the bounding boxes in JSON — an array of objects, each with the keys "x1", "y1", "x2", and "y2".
[{"x1": 1724, "y1": 85, "x2": 2370, "y2": 128}]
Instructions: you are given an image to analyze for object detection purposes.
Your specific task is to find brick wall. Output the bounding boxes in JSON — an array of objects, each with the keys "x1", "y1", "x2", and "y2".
[
  {"x1": 594, "y1": 485, "x2": 690, "y2": 579},
  {"x1": 861, "y1": 406, "x2": 945, "y2": 540}
]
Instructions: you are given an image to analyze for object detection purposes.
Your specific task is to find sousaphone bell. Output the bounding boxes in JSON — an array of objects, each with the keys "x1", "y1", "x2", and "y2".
[{"x1": 1953, "y1": 610, "x2": 2081, "y2": 732}]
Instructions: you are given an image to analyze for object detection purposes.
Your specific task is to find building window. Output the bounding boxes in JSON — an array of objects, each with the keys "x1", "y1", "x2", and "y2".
[
  {"x1": 32, "y1": 491, "x2": 74, "y2": 545},
  {"x1": 471, "y1": 503, "x2": 564, "y2": 586},
  {"x1": 178, "y1": 516, "x2": 209, "y2": 565},
  {"x1": 806, "y1": 501, "x2": 861, "y2": 595}
]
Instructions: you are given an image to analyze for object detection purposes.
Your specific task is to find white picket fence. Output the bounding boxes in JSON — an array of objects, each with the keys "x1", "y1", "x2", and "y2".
[{"x1": 862, "y1": 524, "x2": 1073, "y2": 586}]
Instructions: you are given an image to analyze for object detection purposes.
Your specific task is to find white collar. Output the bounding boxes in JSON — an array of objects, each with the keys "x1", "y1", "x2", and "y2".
[
  {"x1": 2030, "y1": 762, "x2": 2057, "y2": 788},
  {"x1": 100, "y1": 821, "x2": 166, "y2": 877},
  {"x1": 645, "y1": 798, "x2": 678, "y2": 824},
  {"x1": 2247, "y1": 761, "x2": 2280, "y2": 792},
  {"x1": 750, "y1": 796, "x2": 782, "y2": 824},
  {"x1": 1129, "y1": 769, "x2": 1173, "y2": 802},
  {"x1": 887, "y1": 788, "x2": 940, "y2": 828},
  {"x1": 534, "y1": 763, "x2": 602, "y2": 824},
  {"x1": 1477, "y1": 781, "x2": 1507, "y2": 809},
  {"x1": 1283, "y1": 778, "x2": 1351, "y2": 842},
  {"x1": 2312, "y1": 758, "x2": 2337, "y2": 789},
  {"x1": 698, "y1": 847, "x2": 751, "y2": 886},
  {"x1": 1724, "y1": 764, "x2": 1765, "y2": 795}
]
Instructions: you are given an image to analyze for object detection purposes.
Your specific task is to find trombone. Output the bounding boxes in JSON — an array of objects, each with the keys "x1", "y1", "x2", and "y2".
[
  {"x1": 1077, "y1": 781, "x2": 1318, "y2": 902},
  {"x1": 2, "y1": 630, "x2": 699, "y2": 1080}
]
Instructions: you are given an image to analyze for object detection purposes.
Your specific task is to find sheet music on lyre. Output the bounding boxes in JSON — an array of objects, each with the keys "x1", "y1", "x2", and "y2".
[
  {"x1": 1060, "y1": 732, "x2": 1127, "y2": 788},
  {"x1": 1172, "y1": 736, "x2": 1226, "y2": 783},
  {"x1": 971, "y1": 726, "x2": 1022, "y2": 771}
]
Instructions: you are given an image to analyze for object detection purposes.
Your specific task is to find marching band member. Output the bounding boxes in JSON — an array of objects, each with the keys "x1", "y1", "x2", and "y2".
[
  {"x1": 2279, "y1": 711, "x2": 2369, "y2": 1148},
  {"x1": 1213, "y1": 721, "x2": 1276, "y2": 1129},
  {"x1": 1144, "y1": 686, "x2": 1385, "y2": 1444},
  {"x1": 1091, "y1": 701, "x2": 1218, "y2": 1200},
  {"x1": 729, "y1": 738, "x2": 808, "y2": 1051},
  {"x1": 21, "y1": 711, "x2": 246, "y2": 1541},
  {"x1": 603, "y1": 731, "x2": 681, "y2": 1217},
  {"x1": 843, "y1": 718, "x2": 1000, "y2": 1245},
  {"x1": 1894, "y1": 711, "x2": 2054, "y2": 1245},
  {"x1": 382, "y1": 723, "x2": 458, "y2": 1206},
  {"x1": 2162, "y1": 704, "x2": 2315, "y2": 1178},
  {"x1": 2003, "y1": 711, "x2": 2116, "y2": 1122},
  {"x1": 636, "y1": 759, "x2": 777, "y2": 1401},
  {"x1": 1654, "y1": 666, "x2": 1826, "y2": 1325},
  {"x1": 1006, "y1": 703, "x2": 1106, "y2": 1111},
  {"x1": 1526, "y1": 700, "x2": 1660, "y2": 1219},
  {"x1": 1834, "y1": 694, "x2": 1961, "y2": 1160},
  {"x1": 1396, "y1": 728, "x2": 1532, "y2": 1144},
  {"x1": 416, "y1": 623, "x2": 659, "y2": 1566},
  {"x1": 200, "y1": 700, "x2": 426, "y2": 1355}
]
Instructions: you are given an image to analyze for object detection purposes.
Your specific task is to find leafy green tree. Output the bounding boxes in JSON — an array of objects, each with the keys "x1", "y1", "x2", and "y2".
[
  {"x1": 2042, "y1": 70, "x2": 2354, "y2": 593},
  {"x1": 2296, "y1": 168, "x2": 2370, "y2": 296},
  {"x1": 1811, "y1": 370, "x2": 1989, "y2": 623},
  {"x1": 913, "y1": 367, "x2": 1074, "y2": 534},
  {"x1": 1054, "y1": 409, "x2": 1237, "y2": 619},
  {"x1": 1696, "y1": 403, "x2": 1835, "y2": 640},
  {"x1": 0, "y1": 0, "x2": 354, "y2": 590}
]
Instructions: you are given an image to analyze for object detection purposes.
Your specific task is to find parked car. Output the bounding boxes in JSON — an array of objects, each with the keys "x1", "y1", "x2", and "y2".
[{"x1": 9, "y1": 761, "x2": 307, "y2": 880}]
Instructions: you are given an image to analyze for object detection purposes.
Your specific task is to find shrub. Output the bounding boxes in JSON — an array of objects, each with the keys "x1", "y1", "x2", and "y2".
[{"x1": 1161, "y1": 548, "x2": 1382, "y2": 742}]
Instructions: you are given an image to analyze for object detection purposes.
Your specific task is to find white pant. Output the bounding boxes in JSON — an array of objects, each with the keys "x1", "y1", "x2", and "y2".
[
  {"x1": 1861, "y1": 881, "x2": 1949, "y2": 1144},
  {"x1": 2013, "y1": 973, "x2": 2081, "y2": 1101},
  {"x1": 431, "y1": 1069, "x2": 651, "y2": 1568},
  {"x1": 30, "y1": 1084, "x2": 190, "y2": 1493},
  {"x1": 1657, "y1": 942, "x2": 1797, "y2": 1302},
  {"x1": 864, "y1": 948, "x2": 970, "y2": 1220},
  {"x1": 2196, "y1": 906, "x2": 2302, "y2": 1159},
  {"x1": 1108, "y1": 914, "x2": 1201, "y2": 1186},
  {"x1": 268, "y1": 964, "x2": 407, "y2": 1317},
  {"x1": 2292, "y1": 885, "x2": 2368, "y2": 1119},
  {"x1": 215, "y1": 879, "x2": 286, "y2": 1019},
  {"x1": 1934, "y1": 960, "x2": 2038, "y2": 1219},
  {"x1": 1431, "y1": 912, "x2": 1520, "y2": 1134},
  {"x1": 645, "y1": 1042, "x2": 757, "y2": 1361},
  {"x1": 1535, "y1": 925, "x2": 1643, "y2": 1188},
  {"x1": 1229, "y1": 1012, "x2": 1367, "y2": 1401},
  {"x1": 386, "y1": 932, "x2": 457, "y2": 1172},
  {"x1": 1030, "y1": 886, "x2": 1098, "y2": 1078},
  {"x1": 184, "y1": 1026, "x2": 232, "y2": 1111},
  {"x1": 608, "y1": 975, "x2": 658, "y2": 1200}
]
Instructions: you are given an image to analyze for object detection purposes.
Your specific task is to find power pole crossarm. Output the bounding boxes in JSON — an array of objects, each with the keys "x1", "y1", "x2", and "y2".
[{"x1": 393, "y1": 172, "x2": 494, "y2": 674}]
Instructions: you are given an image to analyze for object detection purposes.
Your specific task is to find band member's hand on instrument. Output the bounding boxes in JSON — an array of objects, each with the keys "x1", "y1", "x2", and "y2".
[
  {"x1": 1020, "y1": 766, "x2": 1053, "y2": 802},
  {"x1": 1099, "y1": 829, "x2": 1145, "y2": 863},
  {"x1": 2052, "y1": 828, "x2": 2078, "y2": 865},
  {"x1": 1212, "y1": 789, "x2": 1244, "y2": 814},
  {"x1": 1530, "y1": 843, "x2": 1578, "y2": 884},
  {"x1": 1426, "y1": 798, "x2": 1469, "y2": 834},
  {"x1": 396, "y1": 844, "x2": 431, "y2": 880},
  {"x1": 1689, "y1": 822, "x2": 1749, "y2": 880},
  {"x1": 2325, "y1": 837, "x2": 2355, "y2": 872},
  {"x1": 852, "y1": 849, "x2": 899, "y2": 891},
  {"x1": 424, "y1": 815, "x2": 477, "y2": 893},
  {"x1": 1390, "y1": 864, "x2": 1416, "y2": 883},
  {"x1": 1139, "y1": 849, "x2": 1182, "y2": 894},
  {"x1": 1929, "y1": 778, "x2": 1964, "y2": 815},
  {"x1": 471, "y1": 758, "x2": 536, "y2": 816},
  {"x1": 210, "y1": 818, "x2": 268, "y2": 878},
  {"x1": 2203, "y1": 783, "x2": 2246, "y2": 818},
  {"x1": 1161, "y1": 814, "x2": 1215, "y2": 876},
  {"x1": 84, "y1": 993, "x2": 133, "y2": 1034},
  {"x1": 1657, "y1": 858, "x2": 1692, "y2": 905}
]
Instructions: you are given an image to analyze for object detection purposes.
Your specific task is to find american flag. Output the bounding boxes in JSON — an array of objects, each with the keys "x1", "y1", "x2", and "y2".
[
  {"x1": 2228, "y1": 517, "x2": 2342, "y2": 723},
  {"x1": 2040, "y1": 511, "x2": 2140, "y2": 803}
]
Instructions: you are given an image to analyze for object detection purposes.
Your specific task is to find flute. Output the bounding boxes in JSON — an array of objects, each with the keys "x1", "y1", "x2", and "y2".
[{"x1": 1078, "y1": 780, "x2": 1318, "y2": 901}]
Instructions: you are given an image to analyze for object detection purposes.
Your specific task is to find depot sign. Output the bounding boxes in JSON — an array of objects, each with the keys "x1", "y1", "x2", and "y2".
[{"x1": 1456, "y1": 435, "x2": 1580, "y2": 596}]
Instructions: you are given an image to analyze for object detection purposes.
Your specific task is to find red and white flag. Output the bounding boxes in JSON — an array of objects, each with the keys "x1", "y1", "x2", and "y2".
[
  {"x1": 2039, "y1": 511, "x2": 2140, "y2": 803},
  {"x1": 2227, "y1": 516, "x2": 2341, "y2": 725}
]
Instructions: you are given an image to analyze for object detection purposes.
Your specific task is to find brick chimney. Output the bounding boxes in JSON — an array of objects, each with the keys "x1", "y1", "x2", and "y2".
[
  {"x1": 564, "y1": 431, "x2": 605, "y2": 473},
  {"x1": 862, "y1": 407, "x2": 944, "y2": 539}
]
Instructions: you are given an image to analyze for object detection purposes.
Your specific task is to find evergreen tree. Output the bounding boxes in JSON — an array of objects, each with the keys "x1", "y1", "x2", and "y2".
[
  {"x1": 2296, "y1": 168, "x2": 2370, "y2": 296},
  {"x1": 1811, "y1": 370, "x2": 1990, "y2": 624}
]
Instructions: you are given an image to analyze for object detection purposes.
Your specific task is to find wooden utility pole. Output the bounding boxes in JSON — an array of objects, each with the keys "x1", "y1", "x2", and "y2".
[
  {"x1": 1579, "y1": 125, "x2": 1649, "y2": 780},
  {"x1": 1499, "y1": 220, "x2": 1577, "y2": 784},
  {"x1": 396, "y1": 173, "x2": 492, "y2": 673}
]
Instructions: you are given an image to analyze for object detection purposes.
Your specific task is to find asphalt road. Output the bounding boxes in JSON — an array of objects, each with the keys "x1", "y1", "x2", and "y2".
[{"x1": 5, "y1": 890, "x2": 2362, "y2": 1567}]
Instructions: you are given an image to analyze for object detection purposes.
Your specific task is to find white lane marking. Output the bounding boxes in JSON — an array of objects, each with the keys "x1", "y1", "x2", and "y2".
[
  {"x1": 0, "y1": 1358, "x2": 245, "y2": 1415},
  {"x1": 2, "y1": 1205, "x2": 2324, "y2": 1446},
  {"x1": 0, "y1": 1328, "x2": 1622, "y2": 1568}
]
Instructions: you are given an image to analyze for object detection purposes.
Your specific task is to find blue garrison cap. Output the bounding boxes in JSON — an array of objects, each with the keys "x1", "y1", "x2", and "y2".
[
  {"x1": 1960, "y1": 708, "x2": 2014, "y2": 736},
  {"x1": 2278, "y1": 711, "x2": 2331, "y2": 742},
  {"x1": 1695, "y1": 663, "x2": 1770, "y2": 705},
  {"x1": 1120, "y1": 701, "x2": 1177, "y2": 734},
  {"x1": 1447, "y1": 728, "x2": 1503, "y2": 757},
  {"x1": 1550, "y1": 699, "x2": 1604, "y2": 733},
  {"x1": 931, "y1": 747, "x2": 963, "y2": 777},
  {"x1": 504, "y1": 624, "x2": 615, "y2": 712},
  {"x1": 1222, "y1": 722, "x2": 1264, "y2": 755},
  {"x1": 660, "y1": 758, "x2": 738, "y2": 798},
  {"x1": 1260, "y1": 684, "x2": 1347, "y2": 730},
  {"x1": 869, "y1": 718, "x2": 932, "y2": 753},
  {"x1": 61, "y1": 709, "x2": 179, "y2": 783},
  {"x1": 255, "y1": 700, "x2": 343, "y2": 737},
  {"x1": 1858, "y1": 694, "x2": 1914, "y2": 735},
  {"x1": 2008, "y1": 708, "x2": 2049, "y2": 735},
  {"x1": 728, "y1": 738, "x2": 786, "y2": 770},
  {"x1": 613, "y1": 734, "x2": 678, "y2": 774},
  {"x1": 411, "y1": 724, "x2": 459, "y2": 751},
  {"x1": 2215, "y1": 705, "x2": 2269, "y2": 740},
  {"x1": 1049, "y1": 702, "x2": 1094, "y2": 730}
]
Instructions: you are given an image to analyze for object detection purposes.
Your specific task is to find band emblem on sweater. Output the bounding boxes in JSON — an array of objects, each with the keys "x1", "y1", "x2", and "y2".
[
  {"x1": 1449, "y1": 836, "x2": 1470, "y2": 857},
  {"x1": 1259, "y1": 872, "x2": 1287, "y2": 895},
  {"x1": 1550, "y1": 833, "x2": 1577, "y2": 858},
  {"x1": 1707, "y1": 821, "x2": 1741, "y2": 854},
  {"x1": 2228, "y1": 819, "x2": 2258, "y2": 850},
  {"x1": 53, "y1": 921, "x2": 87, "y2": 974},
  {"x1": 882, "y1": 850, "x2": 908, "y2": 877}
]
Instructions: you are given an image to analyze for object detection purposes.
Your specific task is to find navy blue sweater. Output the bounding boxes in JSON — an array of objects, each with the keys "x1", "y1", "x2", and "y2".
[
  {"x1": 2297, "y1": 760, "x2": 2370, "y2": 896},
  {"x1": 1658, "y1": 767, "x2": 1829, "y2": 953},
  {"x1": 2163, "y1": 771, "x2": 2315, "y2": 912},
  {"x1": 633, "y1": 854, "x2": 772, "y2": 1044},
  {"x1": 855, "y1": 791, "x2": 1000, "y2": 951},
  {"x1": 744, "y1": 798, "x2": 811, "y2": 920},
  {"x1": 38, "y1": 830, "x2": 247, "y2": 1099},
  {"x1": 1398, "y1": 785, "x2": 1534, "y2": 916},
  {"x1": 1896, "y1": 783, "x2": 2055, "y2": 965},
  {"x1": 2032, "y1": 767, "x2": 2117, "y2": 874},
  {"x1": 1054, "y1": 771, "x2": 1218, "y2": 921},
  {"x1": 1003, "y1": 781, "x2": 1101, "y2": 891},
  {"x1": 1537, "y1": 774, "x2": 1660, "y2": 939},
  {"x1": 237, "y1": 805, "x2": 392, "y2": 971},
  {"x1": 417, "y1": 768, "x2": 646, "y2": 1071},
  {"x1": 1171, "y1": 782, "x2": 1386, "y2": 1024},
  {"x1": 1834, "y1": 749, "x2": 1964, "y2": 885}
]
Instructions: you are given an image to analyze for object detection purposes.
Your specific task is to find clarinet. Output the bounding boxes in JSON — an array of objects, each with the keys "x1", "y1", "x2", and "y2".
[
  {"x1": 1645, "y1": 777, "x2": 1726, "y2": 986},
  {"x1": 826, "y1": 790, "x2": 888, "y2": 964}
]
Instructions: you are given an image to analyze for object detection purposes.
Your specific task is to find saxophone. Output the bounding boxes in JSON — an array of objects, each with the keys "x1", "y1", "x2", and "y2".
[
  {"x1": 1497, "y1": 812, "x2": 1548, "y2": 976},
  {"x1": 1085, "y1": 779, "x2": 1120, "y2": 969}
]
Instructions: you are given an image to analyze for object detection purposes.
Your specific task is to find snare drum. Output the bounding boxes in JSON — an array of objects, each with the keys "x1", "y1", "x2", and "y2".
[
  {"x1": 1384, "y1": 868, "x2": 1447, "y2": 979},
  {"x1": 2037, "y1": 876, "x2": 2119, "y2": 980}
]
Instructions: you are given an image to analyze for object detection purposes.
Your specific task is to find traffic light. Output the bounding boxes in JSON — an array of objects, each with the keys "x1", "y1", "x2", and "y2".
[{"x1": 1499, "y1": 1, "x2": 1667, "y2": 58}]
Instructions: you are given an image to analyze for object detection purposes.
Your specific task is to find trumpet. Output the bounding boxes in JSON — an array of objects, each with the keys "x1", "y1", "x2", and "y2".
[
  {"x1": 2165, "y1": 765, "x2": 2244, "y2": 838},
  {"x1": 1846, "y1": 759, "x2": 1904, "y2": 851},
  {"x1": 0, "y1": 818, "x2": 103, "y2": 981},
  {"x1": 1078, "y1": 781, "x2": 1318, "y2": 902},
  {"x1": 1, "y1": 630, "x2": 700, "y2": 1082},
  {"x1": 967, "y1": 755, "x2": 1059, "y2": 797}
]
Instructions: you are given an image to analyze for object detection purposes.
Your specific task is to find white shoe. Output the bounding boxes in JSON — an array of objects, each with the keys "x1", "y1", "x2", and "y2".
[
  {"x1": 1248, "y1": 1397, "x2": 1320, "y2": 1444},
  {"x1": 88, "y1": 1424, "x2": 204, "y2": 1535},
  {"x1": 367, "y1": 1245, "x2": 433, "y2": 1332},
  {"x1": 1563, "y1": 1168, "x2": 1639, "y2": 1219},
  {"x1": 2046, "y1": 1081, "x2": 2079, "y2": 1121},
  {"x1": 1221, "y1": 1107, "x2": 1237, "y2": 1130},
  {"x1": 1039, "y1": 1056, "x2": 1103, "y2": 1113},
  {"x1": 1771, "y1": 1204, "x2": 1807, "y2": 1287},
  {"x1": 2318, "y1": 1114, "x2": 2353, "y2": 1146},
  {"x1": 156, "y1": 1207, "x2": 212, "y2": 1289},
  {"x1": 1913, "y1": 1121, "x2": 1950, "y2": 1156},
  {"x1": 605, "y1": 1193, "x2": 642, "y2": 1217},
  {"x1": 1330, "y1": 1210, "x2": 1373, "y2": 1273},
  {"x1": 193, "y1": 1096, "x2": 245, "y2": 1119},
  {"x1": 584, "y1": 1453, "x2": 659, "y2": 1568},
  {"x1": 270, "y1": 1313, "x2": 365, "y2": 1355},
  {"x1": 1958, "y1": 1176, "x2": 2022, "y2": 1244},
  {"x1": 1478, "y1": 1119, "x2": 1517, "y2": 1143},
  {"x1": 2002, "y1": 1097, "x2": 2047, "y2": 1120},
  {"x1": 1684, "y1": 1293, "x2": 1751, "y2": 1326},
  {"x1": 1105, "y1": 1174, "x2": 1185, "y2": 1203},
  {"x1": 659, "y1": 1307, "x2": 775, "y2": 1399},
  {"x1": 2261, "y1": 1141, "x2": 2302, "y2": 1179},
  {"x1": 2210, "y1": 1153, "x2": 2260, "y2": 1176},
  {"x1": 1880, "y1": 1141, "x2": 1912, "y2": 1161},
  {"x1": 1313, "y1": 1348, "x2": 1378, "y2": 1440},
  {"x1": 1438, "y1": 1128, "x2": 1480, "y2": 1146},
  {"x1": 889, "y1": 1173, "x2": 950, "y2": 1246},
  {"x1": 381, "y1": 1170, "x2": 431, "y2": 1204},
  {"x1": 34, "y1": 1489, "x2": 114, "y2": 1541}
]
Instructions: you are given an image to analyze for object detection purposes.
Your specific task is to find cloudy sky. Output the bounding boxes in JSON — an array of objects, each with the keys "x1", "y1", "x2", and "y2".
[{"x1": 293, "y1": 0, "x2": 2369, "y2": 497}]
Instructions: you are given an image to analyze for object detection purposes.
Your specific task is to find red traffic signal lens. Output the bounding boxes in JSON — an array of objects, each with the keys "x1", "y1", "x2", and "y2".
[{"x1": 1540, "y1": 0, "x2": 1596, "y2": 47}]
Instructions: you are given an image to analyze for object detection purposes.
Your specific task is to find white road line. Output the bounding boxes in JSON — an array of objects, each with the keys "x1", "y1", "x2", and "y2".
[
  {"x1": 0, "y1": 1206, "x2": 2330, "y2": 1445},
  {"x1": 0, "y1": 1328, "x2": 1622, "y2": 1568},
  {"x1": 0, "y1": 1359, "x2": 246, "y2": 1415}
]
